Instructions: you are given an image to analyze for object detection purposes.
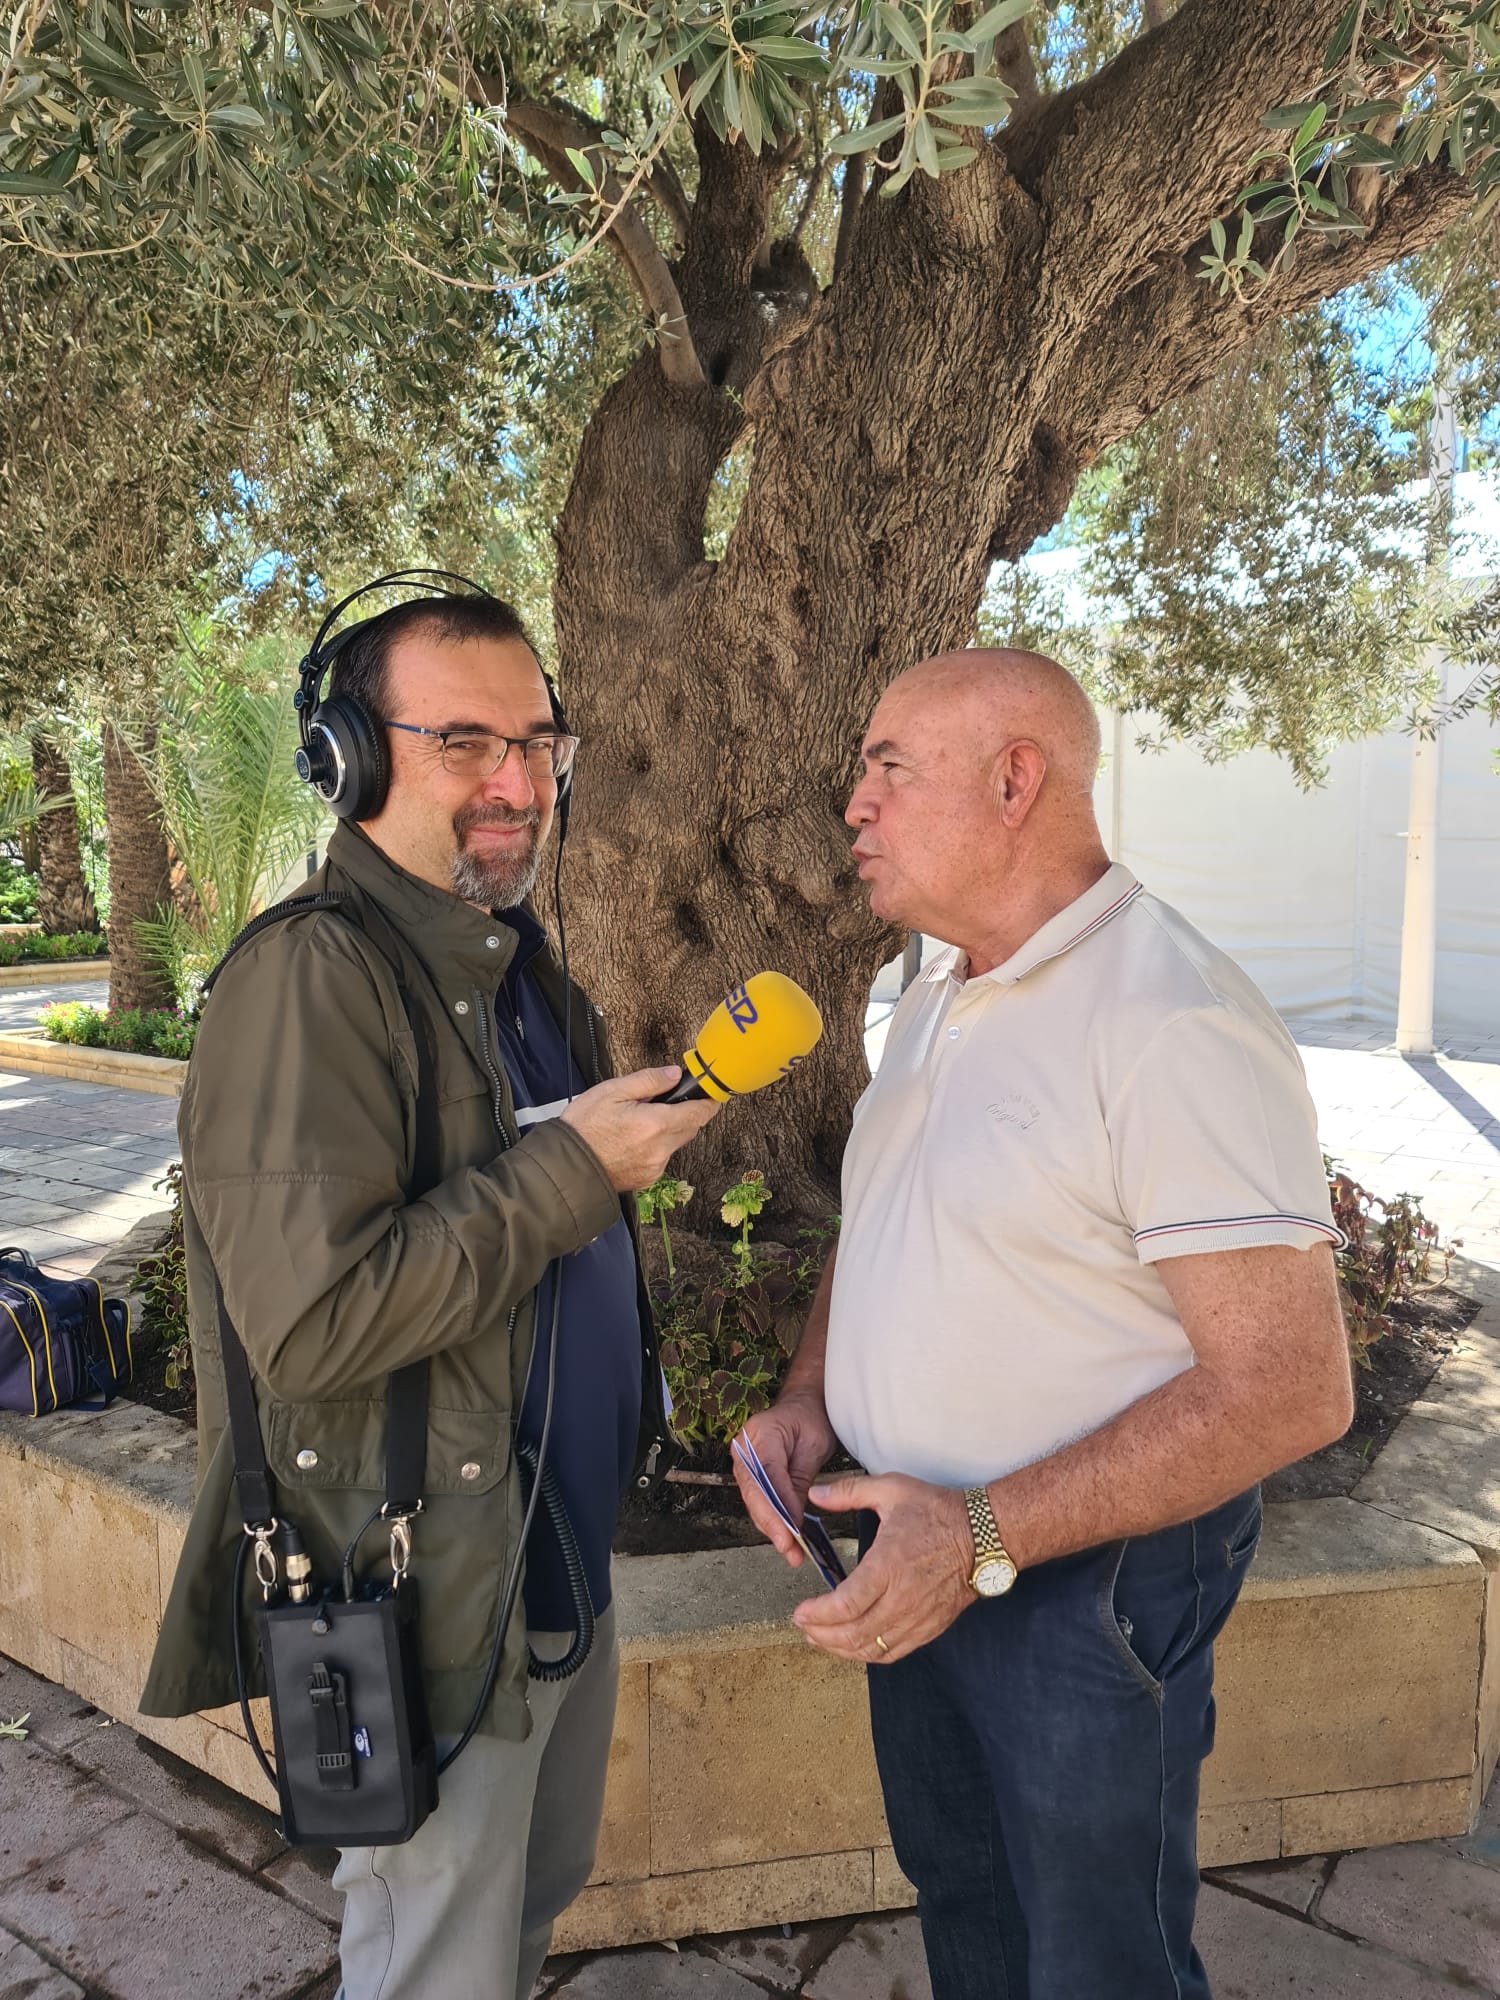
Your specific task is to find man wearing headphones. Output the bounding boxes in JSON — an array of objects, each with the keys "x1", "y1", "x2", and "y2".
[{"x1": 141, "y1": 581, "x2": 717, "y2": 1999}]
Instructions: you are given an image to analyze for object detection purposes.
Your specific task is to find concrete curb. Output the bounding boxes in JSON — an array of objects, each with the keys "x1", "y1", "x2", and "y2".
[
  {"x1": 0, "y1": 1028, "x2": 185, "y2": 1097},
  {"x1": 0, "y1": 958, "x2": 109, "y2": 990}
]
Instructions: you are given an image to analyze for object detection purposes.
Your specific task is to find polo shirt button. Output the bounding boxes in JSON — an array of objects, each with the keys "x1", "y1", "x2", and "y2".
[
  {"x1": 454, "y1": 1000, "x2": 470, "y2": 1015},
  {"x1": 947, "y1": 1026, "x2": 961, "y2": 1040}
]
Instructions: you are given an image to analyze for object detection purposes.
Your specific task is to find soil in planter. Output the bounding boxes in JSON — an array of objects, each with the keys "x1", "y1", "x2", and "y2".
[
  {"x1": 612, "y1": 1439, "x2": 863, "y2": 1560},
  {"x1": 127, "y1": 1334, "x2": 196, "y2": 1425},
  {"x1": 1263, "y1": 1283, "x2": 1479, "y2": 1503}
]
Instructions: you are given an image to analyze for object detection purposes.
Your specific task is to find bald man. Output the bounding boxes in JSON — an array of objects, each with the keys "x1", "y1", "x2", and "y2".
[{"x1": 734, "y1": 650, "x2": 1352, "y2": 1999}]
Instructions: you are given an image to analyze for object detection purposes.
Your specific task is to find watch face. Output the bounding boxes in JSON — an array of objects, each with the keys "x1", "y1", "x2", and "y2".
[{"x1": 974, "y1": 1557, "x2": 1018, "y2": 1598}]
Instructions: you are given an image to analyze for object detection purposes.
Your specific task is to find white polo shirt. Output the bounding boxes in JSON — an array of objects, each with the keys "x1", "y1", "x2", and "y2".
[{"x1": 824, "y1": 864, "x2": 1342, "y2": 1490}]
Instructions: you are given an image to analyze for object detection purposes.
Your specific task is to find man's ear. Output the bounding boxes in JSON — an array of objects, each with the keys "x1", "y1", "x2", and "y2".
[{"x1": 989, "y1": 739, "x2": 1048, "y2": 829}]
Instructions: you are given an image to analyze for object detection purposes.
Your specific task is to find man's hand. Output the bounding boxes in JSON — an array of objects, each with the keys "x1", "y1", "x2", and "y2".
[
  {"x1": 560, "y1": 1068, "x2": 719, "y2": 1193},
  {"x1": 791, "y1": 1472, "x2": 973, "y2": 1664},
  {"x1": 733, "y1": 1394, "x2": 838, "y2": 1566}
]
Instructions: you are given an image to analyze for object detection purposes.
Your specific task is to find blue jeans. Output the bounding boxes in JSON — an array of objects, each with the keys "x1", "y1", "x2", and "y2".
[{"x1": 864, "y1": 1489, "x2": 1261, "y2": 2000}]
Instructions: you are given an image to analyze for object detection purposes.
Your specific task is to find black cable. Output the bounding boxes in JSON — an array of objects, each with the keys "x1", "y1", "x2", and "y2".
[{"x1": 515, "y1": 1435, "x2": 595, "y2": 1680}]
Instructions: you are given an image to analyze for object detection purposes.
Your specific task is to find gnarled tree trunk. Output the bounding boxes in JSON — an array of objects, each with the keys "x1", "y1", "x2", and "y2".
[
  {"x1": 30, "y1": 733, "x2": 99, "y2": 935},
  {"x1": 550, "y1": 10, "x2": 1472, "y2": 1230},
  {"x1": 102, "y1": 721, "x2": 175, "y2": 1012}
]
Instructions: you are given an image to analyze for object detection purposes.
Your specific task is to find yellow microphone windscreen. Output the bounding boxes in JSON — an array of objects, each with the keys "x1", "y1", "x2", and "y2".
[{"x1": 681, "y1": 973, "x2": 823, "y2": 1102}]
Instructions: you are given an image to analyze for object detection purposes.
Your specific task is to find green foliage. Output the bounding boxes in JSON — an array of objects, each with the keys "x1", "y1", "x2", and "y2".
[
  {"x1": 40, "y1": 1000, "x2": 195, "y2": 1059},
  {"x1": 132, "y1": 1163, "x2": 191, "y2": 1393},
  {"x1": 0, "y1": 861, "x2": 37, "y2": 923},
  {"x1": 984, "y1": 301, "x2": 1495, "y2": 782},
  {"x1": 135, "y1": 634, "x2": 329, "y2": 999},
  {"x1": 0, "y1": 928, "x2": 107, "y2": 965},
  {"x1": 1206, "y1": 0, "x2": 1500, "y2": 293},
  {"x1": 637, "y1": 1173, "x2": 694, "y2": 1279},
  {"x1": 654, "y1": 1170, "x2": 835, "y2": 1446},
  {"x1": 1328, "y1": 1159, "x2": 1455, "y2": 1366}
]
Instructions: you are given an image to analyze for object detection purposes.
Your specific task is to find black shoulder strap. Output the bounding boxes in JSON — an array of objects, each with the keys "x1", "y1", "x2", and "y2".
[{"x1": 211, "y1": 892, "x2": 439, "y2": 1531}]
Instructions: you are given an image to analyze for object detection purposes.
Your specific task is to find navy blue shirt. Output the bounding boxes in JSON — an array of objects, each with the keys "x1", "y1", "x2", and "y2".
[{"x1": 491, "y1": 910, "x2": 641, "y2": 1631}]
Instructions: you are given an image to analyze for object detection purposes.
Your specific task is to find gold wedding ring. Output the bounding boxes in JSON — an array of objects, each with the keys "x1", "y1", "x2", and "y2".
[{"x1": 874, "y1": 1634, "x2": 891, "y2": 1655}]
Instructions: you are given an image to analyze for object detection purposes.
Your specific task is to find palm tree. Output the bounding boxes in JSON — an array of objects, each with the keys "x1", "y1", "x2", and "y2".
[
  {"x1": 139, "y1": 644, "x2": 328, "y2": 995},
  {"x1": 103, "y1": 719, "x2": 176, "y2": 1011},
  {"x1": 30, "y1": 733, "x2": 100, "y2": 934}
]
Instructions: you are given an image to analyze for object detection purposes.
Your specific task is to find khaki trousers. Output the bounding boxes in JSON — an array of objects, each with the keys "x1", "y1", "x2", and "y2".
[{"x1": 333, "y1": 1602, "x2": 618, "y2": 2000}]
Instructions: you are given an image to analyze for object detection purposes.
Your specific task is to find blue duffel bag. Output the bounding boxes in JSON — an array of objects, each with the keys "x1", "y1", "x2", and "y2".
[{"x1": 0, "y1": 1245, "x2": 133, "y2": 1416}]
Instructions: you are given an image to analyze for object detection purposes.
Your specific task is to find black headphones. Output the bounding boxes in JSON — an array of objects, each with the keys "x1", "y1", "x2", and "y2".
[{"x1": 293, "y1": 569, "x2": 573, "y2": 826}]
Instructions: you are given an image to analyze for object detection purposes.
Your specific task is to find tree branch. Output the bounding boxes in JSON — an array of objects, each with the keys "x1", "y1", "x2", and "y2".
[
  {"x1": 994, "y1": 21, "x2": 1040, "y2": 111},
  {"x1": 998, "y1": 0, "x2": 1351, "y2": 307},
  {"x1": 986, "y1": 157, "x2": 1474, "y2": 558},
  {"x1": 503, "y1": 89, "x2": 692, "y2": 247},
  {"x1": 832, "y1": 155, "x2": 866, "y2": 277},
  {"x1": 488, "y1": 85, "x2": 706, "y2": 391}
]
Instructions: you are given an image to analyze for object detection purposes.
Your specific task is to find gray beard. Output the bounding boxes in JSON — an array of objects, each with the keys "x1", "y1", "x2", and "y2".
[{"x1": 450, "y1": 833, "x2": 542, "y2": 911}]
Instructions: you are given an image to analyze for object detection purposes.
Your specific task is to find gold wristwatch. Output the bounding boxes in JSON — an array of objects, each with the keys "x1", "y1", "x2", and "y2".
[{"x1": 964, "y1": 1486, "x2": 1019, "y2": 1598}]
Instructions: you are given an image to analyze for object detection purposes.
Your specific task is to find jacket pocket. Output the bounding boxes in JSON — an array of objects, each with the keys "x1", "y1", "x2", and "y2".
[{"x1": 265, "y1": 1399, "x2": 511, "y2": 1496}]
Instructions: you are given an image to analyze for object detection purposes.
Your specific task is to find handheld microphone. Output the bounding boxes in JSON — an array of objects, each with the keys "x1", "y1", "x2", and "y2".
[{"x1": 656, "y1": 973, "x2": 823, "y2": 1103}]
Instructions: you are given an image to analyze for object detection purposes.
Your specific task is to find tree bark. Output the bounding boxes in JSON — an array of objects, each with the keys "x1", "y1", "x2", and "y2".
[
  {"x1": 30, "y1": 734, "x2": 99, "y2": 935},
  {"x1": 547, "y1": 0, "x2": 1474, "y2": 1228},
  {"x1": 102, "y1": 722, "x2": 176, "y2": 1011}
]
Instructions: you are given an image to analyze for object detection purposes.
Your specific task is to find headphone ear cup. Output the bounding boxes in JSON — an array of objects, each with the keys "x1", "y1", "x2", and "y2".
[{"x1": 314, "y1": 694, "x2": 389, "y2": 821}]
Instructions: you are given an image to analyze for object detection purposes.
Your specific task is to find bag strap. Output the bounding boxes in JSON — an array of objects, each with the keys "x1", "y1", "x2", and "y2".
[{"x1": 207, "y1": 894, "x2": 443, "y2": 1531}]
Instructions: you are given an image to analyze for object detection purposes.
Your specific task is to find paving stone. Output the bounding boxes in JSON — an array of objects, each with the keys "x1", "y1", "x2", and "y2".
[
  {"x1": 1196, "y1": 1883, "x2": 1472, "y2": 1997},
  {"x1": 1207, "y1": 1854, "x2": 1329, "y2": 1916},
  {"x1": 0, "y1": 1926, "x2": 86, "y2": 1999},
  {"x1": 802, "y1": 1913, "x2": 932, "y2": 2000},
  {"x1": 0, "y1": 1741, "x2": 134, "y2": 1885},
  {"x1": 65, "y1": 1723, "x2": 284, "y2": 1871},
  {"x1": 0, "y1": 1656, "x2": 102, "y2": 1754},
  {"x1": 695, "y1": 1918, "x2": 853, "y2": 1994},
  {"x1": 0, "y1": 1811, "x2": 336, "y2": 2000},
  {"x1": 1319, "y1": 1842, "x2": 1500, "y2": 1989},
  {"x1": 262, "y1": 1849, "x2": 343, "y2": 1927},
  {"x1": 551, "y1": 1945, "x2": 767, "y2": 1996},
  {"x1": 533, "y1": 1954, "x2": 590, "y2": 1997}
]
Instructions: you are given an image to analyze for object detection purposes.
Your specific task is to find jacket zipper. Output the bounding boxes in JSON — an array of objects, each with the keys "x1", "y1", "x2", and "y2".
[{"x1": 473, "y1": 987, "x2": 521, "y2": 1349}]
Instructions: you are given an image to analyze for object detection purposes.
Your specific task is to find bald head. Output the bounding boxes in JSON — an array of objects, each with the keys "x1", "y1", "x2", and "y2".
[
  {"x1": 847, "y1": 644, "x2": 1110, "y2": 966},
  {"x1": 891, "y1": 648, "x2": 1102, "y2": 799}
]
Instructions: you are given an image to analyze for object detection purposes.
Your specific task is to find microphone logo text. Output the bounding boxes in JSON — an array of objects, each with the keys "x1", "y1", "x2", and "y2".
[{"x1": 726, "y1": 985, "x2": 760, "y2": 1034}]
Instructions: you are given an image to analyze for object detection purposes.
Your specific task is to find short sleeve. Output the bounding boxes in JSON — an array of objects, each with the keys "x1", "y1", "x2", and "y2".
[{"x1": 1109, "y1": 1002, "x2": 1344, "y2": 1264}]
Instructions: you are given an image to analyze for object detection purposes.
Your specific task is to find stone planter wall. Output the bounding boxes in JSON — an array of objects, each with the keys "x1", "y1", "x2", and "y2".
[
  {"x1": 0, "y1": 958, "x2": 110, "y2": 990},
  {"x1": 1, "y1": 1269, "x2": 1497, "y2": 1949},
  {"x1": 0, "y1": 1028, "x2": 185, "y2": 1096}
]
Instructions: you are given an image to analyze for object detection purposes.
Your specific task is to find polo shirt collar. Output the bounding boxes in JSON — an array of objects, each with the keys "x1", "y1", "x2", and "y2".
[{"x1": 969, "y1": 862, "x2": 1143, "y2": 987}]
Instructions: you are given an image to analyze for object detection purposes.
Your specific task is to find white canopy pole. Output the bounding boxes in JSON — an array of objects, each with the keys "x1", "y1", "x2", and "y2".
[{"x1": 1394, "y1": 379, "x2": 1459, "y2": 1058}]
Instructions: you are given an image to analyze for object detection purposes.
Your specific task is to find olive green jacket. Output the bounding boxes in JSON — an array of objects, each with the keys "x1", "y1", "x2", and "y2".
[{"x1": 139, "y1": 823, "x2": 667, "y2": 1740}]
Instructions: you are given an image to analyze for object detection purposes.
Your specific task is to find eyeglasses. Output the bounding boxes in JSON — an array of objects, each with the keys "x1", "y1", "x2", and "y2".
[{"x1": 386, "y1": 721, "x2": 580, "y2": 782}]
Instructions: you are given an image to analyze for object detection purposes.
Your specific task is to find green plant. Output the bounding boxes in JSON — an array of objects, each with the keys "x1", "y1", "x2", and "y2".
[
  {"x1": 654, "y1": 1172, "x2": 836, "y2": 1448},
  {"x1": 637, "y1": 1175, "x2": 694, "y2": 1280},
  {"x1": 0, "y1": 860, "x2": 36, "y2": 923},
  {"x1": 133, "y1": 1164, "x2": 191, "y2": 1393},
  {"x1": 40, "y1": 1002, "x2": 195, "y2": 1060},
  {"x1": 0, "y1": 928, "x2": 109, "y2": 966},
  {"x1": 136, "y1": 640, "x2": 330, "y2": 1002},
  {"x1": 1327, "y1": 1159, "x2": 1455, "y2": 1367},
  {"x1": 720, "y1": 1170, "x2": 771, "y2": 1286}
]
